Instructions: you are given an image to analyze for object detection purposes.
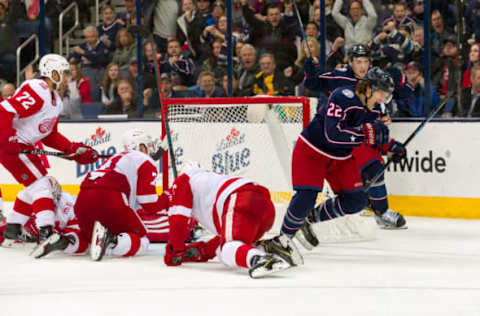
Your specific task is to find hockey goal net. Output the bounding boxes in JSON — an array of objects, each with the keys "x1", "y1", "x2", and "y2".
[{"x1": 160, "y1": 96, "x2": 375, "y2": 242}]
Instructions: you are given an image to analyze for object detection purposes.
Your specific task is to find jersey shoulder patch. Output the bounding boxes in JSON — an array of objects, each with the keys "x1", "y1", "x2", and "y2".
[
  {"x1": 342, "y1": 89, "x2": 354, "y2": 98},
  {"x1": 337, "y1": 67, "x2": 348, "y2": 72}
]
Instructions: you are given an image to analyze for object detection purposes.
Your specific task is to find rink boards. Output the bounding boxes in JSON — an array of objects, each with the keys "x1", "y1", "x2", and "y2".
[{"x1": 0, "y1": 119, "x2": 478, "y2": 219}]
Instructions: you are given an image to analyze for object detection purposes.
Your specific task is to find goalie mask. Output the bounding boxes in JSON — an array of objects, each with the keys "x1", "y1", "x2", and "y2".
[
  {"x1": 122, "y1": 128, "x2": 157, "y2": 156},
  {"x1": 48, "y1": 176, "x2": 61, "y2": 204},
  {"x1": 39, "y1": 54, "x2": 70, "y2": 85}
]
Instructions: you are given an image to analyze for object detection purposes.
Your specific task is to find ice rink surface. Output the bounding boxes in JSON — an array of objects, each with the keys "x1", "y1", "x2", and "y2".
[{"x1": 1, "y1": 207, "x2": 480, "y2": 316}]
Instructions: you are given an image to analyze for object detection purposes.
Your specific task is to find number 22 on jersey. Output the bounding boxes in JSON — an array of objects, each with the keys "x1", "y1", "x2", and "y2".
[{"x1": 326, "y1": 102, "x2": 342, "y2": 118}]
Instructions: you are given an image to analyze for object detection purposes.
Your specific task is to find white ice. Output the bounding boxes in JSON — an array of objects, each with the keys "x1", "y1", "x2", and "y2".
[{"x1": 1, "y1": 201, "x2": 480, "y2": 316}]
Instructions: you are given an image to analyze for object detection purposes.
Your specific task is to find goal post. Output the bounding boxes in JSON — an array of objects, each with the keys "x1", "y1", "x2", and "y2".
[{"x1": 160, "y1": 96, "x2": 376, "y2": 241}]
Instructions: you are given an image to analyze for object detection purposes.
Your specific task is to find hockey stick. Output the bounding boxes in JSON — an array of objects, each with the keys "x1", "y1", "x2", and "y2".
[
  {"x1": 127, "y1": 24, "x2": 178, "y2": 178},
  {"x1": 364, "y1": 91, "x2": 453, "y2": 192},
  {"x1": 291, "y1": 0, "x2": 312, "y2": 58},
  {"x1": 20, "y1": 149, "x2": 112, "y2": 160}
]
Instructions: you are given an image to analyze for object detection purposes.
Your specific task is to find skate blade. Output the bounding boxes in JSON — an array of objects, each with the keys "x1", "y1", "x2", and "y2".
[
  {"x1": 379, "y1": 224, "x2": 408, "y2": 230},
  {"x1": 295, "y1": 230, "x2": 314, "y2": 251},
  {"x1": 30, "y1": 234, "x2": 61, "y2": 258},
  {"x1": 249, "y1": 261, "x2": 292, "y2": 279},
  {"x1": 90, "y1": 221, "x2": 107, "y2": 261}
]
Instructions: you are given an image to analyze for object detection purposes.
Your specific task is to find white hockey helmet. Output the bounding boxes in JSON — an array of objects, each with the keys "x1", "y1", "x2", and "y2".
[
  {"x1": 122, "y1": 128, "x2": 156, "y2": 155},
  {"x1": 39, "y1": 54, "x2": 70, "y2": 84},
  {"x1": 47, "y1": 176, "x2": 61, "y2": 204}
]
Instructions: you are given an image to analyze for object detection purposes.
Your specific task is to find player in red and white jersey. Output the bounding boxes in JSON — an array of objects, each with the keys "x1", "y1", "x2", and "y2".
[
  {"x1": 73, "y1": 128, "x2": 168, "y2": 261},
  {"x1": 1, "y1": 177, "x2": 89, "y2": 256},
  {"x1": 0, "y1": 54, "x2": 99, "y2": 243},
  {"x1": 164, "y1": 163, "x2": 297, "y2": 278}
]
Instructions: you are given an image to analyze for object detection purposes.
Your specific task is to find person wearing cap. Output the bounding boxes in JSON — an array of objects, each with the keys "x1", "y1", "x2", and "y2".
[{"x1": 404, "y1": 61, "x2": 440, "y2": 117}]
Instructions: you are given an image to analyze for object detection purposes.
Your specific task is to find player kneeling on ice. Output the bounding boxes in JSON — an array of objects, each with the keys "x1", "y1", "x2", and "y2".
[
  {"x1": 164, "y1": 163, "x2": 296, "y2": 279},
  {"x1": 34, "y1": 129, "x2": 170, "y2": 261},
  {"x1": 0, "y1": 54, "x2": 99, "y2": 244}
]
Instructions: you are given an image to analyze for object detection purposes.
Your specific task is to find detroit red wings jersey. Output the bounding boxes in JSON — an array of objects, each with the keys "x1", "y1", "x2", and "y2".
[
  {"x1": 169, "y1": 169, "x2": 254, "y2": 235},
  {"x1": 55, "y1": 191, "x2": 77, "y2": 229},
  {"x1": 82, "y1": 150, "x2": 163, "y2": 213},
  {"x1": 0, "y1": 79, "x2": 63, "y2": 145}
]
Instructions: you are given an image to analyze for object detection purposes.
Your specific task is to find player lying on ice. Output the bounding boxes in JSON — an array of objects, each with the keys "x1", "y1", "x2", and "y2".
[
  {"x1": 0, "y1": 175, "x2": 198, "y2": 251},
  {"x1": 27, "y1": 129, "x2": 195, "y2": 260},
  {"x1": 163, "y1": 161, "x2": 300, "y2": 279}
]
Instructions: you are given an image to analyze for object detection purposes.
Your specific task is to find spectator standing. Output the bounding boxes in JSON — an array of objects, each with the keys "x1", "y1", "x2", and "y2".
[
  {"x1": 97, "y1": 5, "x2": 125, "y2": 58},
  {"x1": 118, "y1": 0, "x2": 135, "y2": 25},
  {"x1": 145, "y1": 0, "x2": 179, "y2": 54},
  {"x1": 69, "y1": 62, "x2": 92, "y2": 104},
  {"x1": 382, "y1": 2, "x2": 415, "y2": 28},
  {"x1": 177, "y1": 0, "x2": 207, "y2": 60},
  {"x1": 431, "y1": 9, "x2": 453, "y2": 60},
  {"x1": 241, "y1": 1, "x2": 298, "y2": 71},
  {"x1": 311, "y1": 0, "x2": 343, "y2": 43},
  {"x1": 253, "y1": 53, "x2": 294, "y2": 96},
  {"x1": 331, "y1": 0, "x2": 377, "y2": 50},
  {"x1": 159, "y1": 38, "x2": 196, "y2": 88},
  {"x1": 112, "y1": 28, "x2": 136, "y2": 71},
  {"x1": 101, "y1": 63, "x2": 120, "y2": 107},
  {"x1": 68, "y1": 25, "x2": 110, "y2": 102}
]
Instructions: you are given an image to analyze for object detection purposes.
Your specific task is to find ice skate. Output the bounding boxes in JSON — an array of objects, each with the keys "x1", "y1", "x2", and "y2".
[
  {"x1": 258, "y1": 234, "x2": 303, "y2": 266},
  {"x1": 90, "y1": 221, "x2": 117, "y2": 261},
  {"x1": 30, "y1": 233, "x2": 73, "y2": 259},
  {"x1": 248, "y1": 254, "x2": 291, "y2": 279},
  {"x1": 2, "y1": 223, "x2": 37, "y2": 247},
  {"x1": 375, "y1": 209, "x2": 407, "y2": 229},
  {"x1": 38, "y1": 225, "x2": 54, "y2": 241},
  {"x1": 295, "y1": 213, "x2": 319, "y2": 251}
]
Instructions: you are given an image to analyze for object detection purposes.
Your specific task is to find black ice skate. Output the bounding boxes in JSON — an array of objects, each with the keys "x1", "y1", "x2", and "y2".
[
  {"x1": 295, "y1": 211, "x2": 320, "y2": 251},
  {"x1": 38, "y1": 225, "x2": 54, "y2": 241},
  {"x1": 375, "y1": 209, "x2": 407, "y2": 229},
  {"x1": 258, "y1": 234, "x2": 303, "y2": 266},
  {"x1": 2, "y1": 223, "x2": 37, "y2": 246},
  {"x1": 248, "y1": 254, "x2": 291, "y2": 279},
  {"x1": 90, "y1": 221, "x2": 117, "y2": 261},
  {"x1": 30, "y1": 233, "x2": 73, "y2": 259}
]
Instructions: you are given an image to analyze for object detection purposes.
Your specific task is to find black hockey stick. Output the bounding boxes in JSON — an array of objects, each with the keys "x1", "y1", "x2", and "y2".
[
  {"x1": 127, "y1": 24, "x2": 178, "y2": 178},
  {"x1": 364, "y1": 91, "x2": 454, "y2": 192},
  {"x1": 291, "y1": 0, "x2": 312, "y2": 58},
  {"x1": 20, "y1": 149, "x2": 112, "y2": 160}
]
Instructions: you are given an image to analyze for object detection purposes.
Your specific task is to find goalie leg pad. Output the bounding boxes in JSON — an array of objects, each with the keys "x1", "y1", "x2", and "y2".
[{"x1": 280, "y1": 190, "x2": 318, "y2": 236}]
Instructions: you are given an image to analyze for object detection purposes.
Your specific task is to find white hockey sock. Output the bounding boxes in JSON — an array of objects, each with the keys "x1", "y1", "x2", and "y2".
[
  {"x1": 218, "y1": 241, "x2": 265, "y2": 269},
  {"x1": 106, "y1": 233, "x2": 149, "y2": 257}
]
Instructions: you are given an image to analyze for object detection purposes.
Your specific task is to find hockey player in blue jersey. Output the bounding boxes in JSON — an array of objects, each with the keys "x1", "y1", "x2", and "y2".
[
  {"x1": 303, "y1": 44, "x2": 410, "y2": 229},
  {"x1": 258, "y1": 67, "x2": 394, "y2": 266}
]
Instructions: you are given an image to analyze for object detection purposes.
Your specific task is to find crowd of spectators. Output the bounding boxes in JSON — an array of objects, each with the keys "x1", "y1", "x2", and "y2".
[{"x1": 1, "y1": 0, "x2": 480, "y2": 119}]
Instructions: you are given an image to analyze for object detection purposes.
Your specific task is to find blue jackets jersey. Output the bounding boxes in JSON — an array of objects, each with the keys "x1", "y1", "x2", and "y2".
[
  {"x1": 300, "y1": 86, "x2": 378, "y2": 159},
  {"x1": 304, "y1": 65, "x2": 358, "y2": 95}
]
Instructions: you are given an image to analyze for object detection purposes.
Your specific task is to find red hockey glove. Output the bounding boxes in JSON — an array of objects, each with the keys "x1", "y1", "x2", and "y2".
[
  {"x1": 164, "y1": 243, "x2": 185, "y2": 266},
  {"x1": 66, "y1": 142, "x2": 99, "y2": 164},
  {"x1": 363, "y1": 121, "x2": 390, "y2": 147},
  {"x1": 0, "y1": 129, "x2": 21, "y2": 155},
  {"x1": 184, "y1": 236, "x2": 220, "y2": 263}
]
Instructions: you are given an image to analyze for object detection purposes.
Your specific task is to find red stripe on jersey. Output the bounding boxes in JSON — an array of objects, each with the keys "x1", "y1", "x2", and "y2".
[
  {"x1": 212, "y1": 177, "x2": 242, "y2": 233},
  {"x1": 124, "y1": 232, "x2": 141, "y2": 257},
  {"x1": 32, "y1": 197, "x2": 54, "y2": 214},
  {"x1": 13, "y1": 198, "x2": 32, "y2": 216},
  {"x1": 235, "y1": 244, "x2": 252, "y2": 268}
]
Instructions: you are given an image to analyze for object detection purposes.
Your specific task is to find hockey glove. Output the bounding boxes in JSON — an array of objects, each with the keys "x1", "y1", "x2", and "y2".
[
  {"x1": 66, "y1": 142, "x2": 99, "y2": 164},
  {"x1": 388, "y1": 140, "x2": 407, "y2": 163},
  {"x1": 183, "y1": 236, "x2": 221, "y2": 263},
  {"x1": 363, "y1": 121, "x2": 390, "y2": 147},
  {"x1": 164, "y1": 243, "x2": 185, "y2": 266},
  {"x1": 303, "y1": 57, "x2": 319, "y2": 78}
]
